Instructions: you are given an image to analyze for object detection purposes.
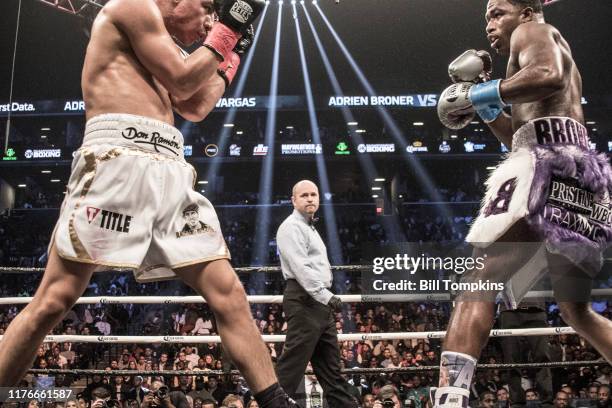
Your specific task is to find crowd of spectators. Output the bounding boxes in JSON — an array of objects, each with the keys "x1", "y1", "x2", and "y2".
[
  {"x1": 1, "y1": 266, "x2": 611, "y2": 408},
  {"x1": 0, "y1": 176, "x2": 611, "y2": 408}
]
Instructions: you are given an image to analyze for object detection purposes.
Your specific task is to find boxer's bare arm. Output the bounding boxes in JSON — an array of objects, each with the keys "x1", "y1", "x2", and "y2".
[
  {"x1": 111, "y1": 0, "x2": 220, "y2": 101},
  {"x1": 499, "y1": 23, "x2": 566, "y2": 104},
  {"x1": 486, "y1": 111, "x2": 514, "y2": 149},
  {"x1": 171, "y1": 73, "x2": 226, "y2": 122}
]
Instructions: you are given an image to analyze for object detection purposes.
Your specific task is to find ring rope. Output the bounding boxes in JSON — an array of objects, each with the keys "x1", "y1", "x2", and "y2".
[
  {"x1": 0, "y1": 327, "x2": 579, "y2": 344},
  {"x1": 3, "y1": 262, "x2": 612, "y2": 274},
  {"x1": 1, "y1": 289, "x2": 611, "y2": 306},
  {"x1": 26, "y1": 360, "x2": 609, "y2": 377},
  {"x1": 0, "y1": 265, "x2": 370, "y2": 274}
]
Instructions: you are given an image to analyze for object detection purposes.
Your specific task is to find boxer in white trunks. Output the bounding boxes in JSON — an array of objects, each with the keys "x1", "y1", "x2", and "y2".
[
  {"x1": 434, "y1": 0, "x2": 612, "y2": 406},
  {"x1": 0, "y1": 1, "x2": 298, "y2": 406}
]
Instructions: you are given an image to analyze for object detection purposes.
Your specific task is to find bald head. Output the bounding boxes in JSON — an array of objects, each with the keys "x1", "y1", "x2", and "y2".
[
  {"x1": 292, "y1": 180, "x2": 319, "y2": 217},
  {"x1": 292, "y1": 180, "x2": 318, "y2": 196}
]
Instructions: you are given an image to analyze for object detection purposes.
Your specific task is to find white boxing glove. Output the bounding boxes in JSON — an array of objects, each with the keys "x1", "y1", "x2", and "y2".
[
  {"x1": 437, "y1": 82, "x2": 476, "y2": 130},
  {"x1": 448, "y1": 49, "x2": 492, "y2": 83}
]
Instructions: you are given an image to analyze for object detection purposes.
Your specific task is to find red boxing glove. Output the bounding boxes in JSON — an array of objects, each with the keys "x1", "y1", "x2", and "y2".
[
  {"x1": 203, "y1": 23, "x2": 241, "y2": 62},
  {"x1": 217, "y1": 51, "x2": 241, "y2": 88}
]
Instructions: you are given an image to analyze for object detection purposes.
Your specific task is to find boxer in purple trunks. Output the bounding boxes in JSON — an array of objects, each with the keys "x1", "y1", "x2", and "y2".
[{"x1": 434, "y1": 0, "x2": 612, "y2": 406}]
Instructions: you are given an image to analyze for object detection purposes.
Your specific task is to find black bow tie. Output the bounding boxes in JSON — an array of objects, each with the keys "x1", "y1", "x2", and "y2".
[{"x1": 308, "y1": 217, "x2": 319, "y2": 227}]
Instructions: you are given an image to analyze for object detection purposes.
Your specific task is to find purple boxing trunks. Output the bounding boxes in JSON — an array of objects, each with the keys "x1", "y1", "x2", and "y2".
[{"x1": 467, "y1": 116, "x2": 612, "y2": 279}]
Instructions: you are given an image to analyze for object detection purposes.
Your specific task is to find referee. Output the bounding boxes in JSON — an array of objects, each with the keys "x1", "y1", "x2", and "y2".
[{"x1": 275, "y1": 180, "x2": 359, "y2": 408}]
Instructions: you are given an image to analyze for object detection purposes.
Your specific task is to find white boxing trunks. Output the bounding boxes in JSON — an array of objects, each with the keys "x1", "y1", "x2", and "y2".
[
  {"x1": 52, "y1": 113, "x2": 230, "y2": 282},
  {"x1": 466, "y1": 117, "x2": 612, "y2": 279}
]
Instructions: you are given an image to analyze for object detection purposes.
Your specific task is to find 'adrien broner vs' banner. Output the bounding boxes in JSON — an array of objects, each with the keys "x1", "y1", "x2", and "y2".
[
  {"x1": 0, "y1": 94, "x2": 441, "y2": 117},
  {"x1": 0, "y1": 94, "x2": 597, "y2": 117}
]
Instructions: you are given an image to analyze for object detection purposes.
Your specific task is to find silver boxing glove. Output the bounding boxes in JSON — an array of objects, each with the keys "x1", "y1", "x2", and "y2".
[
  {"x1": 437, "y1": 82, "x2": 476, "y2": 130},
  {"x1": 448, "y1": 49, "x2": 492, "y2": 83}
]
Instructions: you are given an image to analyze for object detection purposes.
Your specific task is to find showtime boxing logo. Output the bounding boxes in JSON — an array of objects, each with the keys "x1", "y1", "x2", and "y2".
[
  {"x1": 163, "y1": 336, "x2": 186, "y2": 342},
  {"x1": 24, "y1": 149, "x2": 61, "y2": 159},
  {"x1": 97, "y1": 336, "x2": 119, "y2": 342},
  {"x1": 357, "y1": 144, "x2": 395, "y2": 153},
  {"x1": 229, "y1": 1, "x2": 253, "y2": 24},
  {"x1": 360, "y1": 334, "x2": 383, "y2": 341},
  {"x1": 491, "y1": 330, "x2": 513, "y2": 337},
  {"x1": 99, "y1": 298, "x2": 121, "y2": 304},
  {"x1": 555, "y1": 327, "x2": 573, "y2": 334}
]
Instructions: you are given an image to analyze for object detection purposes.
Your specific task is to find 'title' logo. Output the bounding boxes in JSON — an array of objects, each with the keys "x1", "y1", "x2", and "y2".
[{"x1": 87, "y1": 206, "x2": 101, "y2": 224}]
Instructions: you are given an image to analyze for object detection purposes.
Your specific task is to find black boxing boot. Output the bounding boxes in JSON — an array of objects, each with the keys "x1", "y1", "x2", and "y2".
[{"x1": 254, "y1": 383, "x2": 302, "y2": 408}]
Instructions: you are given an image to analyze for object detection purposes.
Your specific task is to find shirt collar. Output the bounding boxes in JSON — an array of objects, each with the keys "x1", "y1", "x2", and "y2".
[{"x1": 292, "y1": 209, "x2": 314, "y2": 225}]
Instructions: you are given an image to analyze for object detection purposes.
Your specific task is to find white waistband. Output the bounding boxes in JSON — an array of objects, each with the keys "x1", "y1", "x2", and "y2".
[
  {"x1": 512, "y1": 116, "x2": 589, "y2": 152},
  {"x1": 83, "y1": 114, "x2": 185, "y2": 158}
]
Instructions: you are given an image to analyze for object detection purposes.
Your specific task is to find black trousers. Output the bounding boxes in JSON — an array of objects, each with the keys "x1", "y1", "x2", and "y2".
[
  {"x1": 499, "y1": 309, "x2": 553, "y2": 405},
  {"x1": 276, "y1": 280, "x2": 358, "y2": 408}
]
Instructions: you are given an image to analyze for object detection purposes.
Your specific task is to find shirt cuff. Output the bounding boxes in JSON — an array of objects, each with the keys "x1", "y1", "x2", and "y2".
[{"x1": 313, "y1": 288, "x2": 334, "y2": 305}]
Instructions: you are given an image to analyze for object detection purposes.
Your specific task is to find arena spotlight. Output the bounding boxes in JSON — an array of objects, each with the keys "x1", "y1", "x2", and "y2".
[
  {"x1": 301, "y1": 5, "x2": 381, "y2": 194},
  {"x1": 301, "y1": 3, "x2": 379, "y2": 186},
  {"x1": 251, "y1": 0, "x2": 283, "y2": 269},
  {"x1": 302, "y1": 4, "x2": 406, "y2": 245},
  {"x1": 292, "y1": 2, "x2": 342, "y2": 264},
  {"x1": 205, "y1": 3, "x2": 269, "y2": 182},
  {"x1": 314, "y1": 3, "x2": 452, "y2": 218}
]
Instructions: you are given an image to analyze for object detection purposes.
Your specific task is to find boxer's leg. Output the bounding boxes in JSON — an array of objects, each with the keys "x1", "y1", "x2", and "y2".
[
  {"x1": 435, "y1": 220, "x2": 541, "y2": 407},
  {"x1": 443, "y1": 220, "x2": 540, "y2": 354},
  {"x1": 0, "y1": 246, "x2": 96, "y2": 385},
  {"x1": 174, "y1": 259, "x2": 277, "y2": 392},
  {"x1": 548, "y1": 252, "x2": 612, "y2": 362}
]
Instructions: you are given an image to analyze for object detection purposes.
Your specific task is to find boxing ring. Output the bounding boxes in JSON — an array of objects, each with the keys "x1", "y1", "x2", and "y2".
[{"x1": 0, "y1": 264, "x2": 610, "y2": 380}]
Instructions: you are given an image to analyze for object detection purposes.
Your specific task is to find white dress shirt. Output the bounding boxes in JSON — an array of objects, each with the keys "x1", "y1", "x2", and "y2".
[{"x1": 276, "y1": 210, "x2": 334, "y2": 305}]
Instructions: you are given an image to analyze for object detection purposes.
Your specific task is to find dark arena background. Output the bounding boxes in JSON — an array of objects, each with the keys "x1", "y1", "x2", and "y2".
[{"x1": 0, "y1": 0, "x2": 611, "y2": 407}]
